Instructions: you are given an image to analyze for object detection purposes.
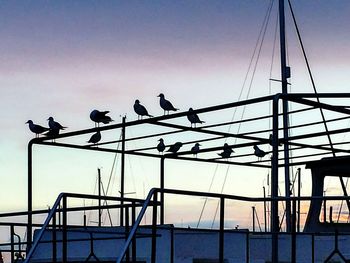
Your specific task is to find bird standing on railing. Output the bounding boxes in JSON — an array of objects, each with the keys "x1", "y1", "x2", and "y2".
[
  {"x1": 253, "y1": 145, "x2": 267, "y2": 161},
  {"x1": 90, "y1": 110, "x2": 113, "y2": 127},
  {"x1": 157, "y1": 138, "x2": 166, "y2": 154},
  {"x1": 158, "y1": 93, "x2": 178, "y2": 115},
  {"x1": 25, "y1": 120, "x2": 49, "y2": 138},
  {"x1": 47, "y1": 117, "x2": 66, "y2": 134},
  {"x1": 134, "y1": 99, "x2": 153, "y2": 120},
  {"x1": 187, "y1": 108, "x2": 205, "y2": 128},
  {"x1": 88, "y1": 131, "x2": 101, "y2": 145},
  {"x1": 191, "y1": 143, "x2": 201, "y2": 157},
  {"x1": 166, "y1": 142, "x2": 183, "y2": 155},
  {"x1": 218, "y1": 143, "x2": 234, "y2": 159}
]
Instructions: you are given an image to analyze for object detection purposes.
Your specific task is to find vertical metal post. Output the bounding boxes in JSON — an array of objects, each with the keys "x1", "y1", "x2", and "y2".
[
  {"x1": 252, "y1": 206, "x2": 256, "y2": 233},
  {"x1": 125, "y1": 206, "x2": 130, "y2": 263},
  {"x1": 323, "y1": 198, "x2": 327, "y2": 223},
  {"x1": 311, "y1": 233, "x2": 315, "y2": 263},
  {"x1": 263, "y1": 186, "x2": 267, "y2": 232},
  {"x1": 271, "y1": 96, "x2": 280, "y2": 263},
  {"x1": 53, "y1": 212, "x2": 57, "y2": 263},
  {"x1": 170, "y1": 227, "x2": 174, "y2": 263},
  {"x1": 219, "y1": 197, "x2": 225, "y2": 263},
  {"x1": 246, "y1": 231, "x2": 250, "y2": 263},
  {"x1": 120, "y1": 116, "x2": 126, "y2": 226},
  {"x1": 329, "y1": 206, "x2": 333, "y2": 223},
  {"x1": 10, "y1": 225, "x2": 14, "y2": 263},
  {"x1": 62, "y1": 195, "x2": 67, "y2": 263},
  {"x1": 297, "y1": 168, "x2": 301, "y2": 232},
  {"x1": 98, "y1": 168, "x2": 102, "y2": 227},
  {"x1": 291, "y1": 199, "x2": 296, "y2": 263},
  {"x1": 27, "y1": 141, "x2": 34, "y2": 251},
  {"x1": 132, "y1": 203, "x2": 137, "y2": 262},
  {"x1": 279, "y1": 0, "x2": 291, "y2": 233},
  {"x1": 151, "y1": 192, "x2": 158, "y2": 263},
  {"x1": 160, "y1": 157, "x2": 165, "y2": 225}
]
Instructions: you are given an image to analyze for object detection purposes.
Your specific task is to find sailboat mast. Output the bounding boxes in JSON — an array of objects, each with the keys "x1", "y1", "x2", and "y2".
[{"x1": 279, "y1": 0, "x2": 292, "y2": 232}]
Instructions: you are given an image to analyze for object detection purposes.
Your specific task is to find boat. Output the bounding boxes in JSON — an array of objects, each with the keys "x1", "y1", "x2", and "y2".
[{"x1": 1, "y1": 1, "x2": 350, "y2": 262}]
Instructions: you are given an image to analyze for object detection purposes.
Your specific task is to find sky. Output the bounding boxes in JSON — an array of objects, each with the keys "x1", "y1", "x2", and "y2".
[{"x1": 1, "y1": 0, "x2": 350, "y2": 252}]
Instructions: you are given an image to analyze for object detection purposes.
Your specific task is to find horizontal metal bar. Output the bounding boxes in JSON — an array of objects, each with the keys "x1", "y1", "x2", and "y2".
[{"x1": 32, "y1": 95, "x2": 276, "y2": 143}]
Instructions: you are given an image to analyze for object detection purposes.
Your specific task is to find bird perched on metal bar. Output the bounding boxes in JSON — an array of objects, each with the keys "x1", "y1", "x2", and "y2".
[
  {"x1": 253, "y1": 145, "x2": 267, "y2": 161},
  {"x1": 158, "y1": 93, "x2": 178, "y2": 115},
  {"x1": 134, "y1": 99, "x2": 153, "y2": 120},
  {"x1": 157, "y1": 138, "x2": 166, "y2": 154},
  {"x1": 90, "y1": 110, "x2": 113, "y2": 127},
  {"x1": 218, "y1": 143, "x2": 234, "y2": 159},
  {"x1": 47, "y1": 117, "x2": 66, "y2": 135},
  {"x1": 187, "y1": 108, "x2": 205, "y2": 128},
  {"x1": 88, "y1": 131, "x2": 101, "y2": 145},
  {"x1": 25, "y1": 120, "x2": 49, "y2": 138},
  {"x1": 191, "y1": 143, "x2": 201, "y2": 157},
  {"x1": 166, "y1": 142, "x2": 183, "y2": 155}
]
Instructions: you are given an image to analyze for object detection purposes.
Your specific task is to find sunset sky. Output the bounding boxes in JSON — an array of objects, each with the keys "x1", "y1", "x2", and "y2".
[{"x1": 1, "y1": 0, "x2": 350, "y2": 248}]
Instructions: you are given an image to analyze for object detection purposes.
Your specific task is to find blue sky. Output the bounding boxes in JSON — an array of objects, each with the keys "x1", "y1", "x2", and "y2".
[{"x1": 1, "y1": 0, "x2": 350, "y2": 247}]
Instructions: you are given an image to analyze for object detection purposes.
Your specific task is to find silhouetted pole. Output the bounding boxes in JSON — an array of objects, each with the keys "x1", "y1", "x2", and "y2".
[
  {"x1": 271, "y1": 96, "x2": 280, "y2": 262},
  {"x1": 160, "y1": 157, "x2": 165, "y2": 225},
  {"x1": 27, "y1": 141, "x2": 34, "y2": 251},
  {"x1": 297, "y1": 168, "x2": 301, "y2": 232},
  {"x1": 279, "y1": 0, "x2": 292, "y2": 233},
  {"x1": 263, "y1": 186, "x2": 267, "y2": 232},
  {"x1": 120, "y1": 116, "x2": 126, "y2": 226},
  {"x1": 98, "y1": 168, "x2": 102, "y2": 227}
]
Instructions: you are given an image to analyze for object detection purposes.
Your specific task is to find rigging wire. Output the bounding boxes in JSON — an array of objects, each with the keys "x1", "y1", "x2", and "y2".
[
  {"x1": 196, "y1": 0, "x2": 275, "y2": 228},
  {"x1": 287, "y1": 0, "x2": 350, "y2": 221}
]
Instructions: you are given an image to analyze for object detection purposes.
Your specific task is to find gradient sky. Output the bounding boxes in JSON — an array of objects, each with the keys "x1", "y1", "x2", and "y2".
[{"x1": 1, "y1": 0, "x2": 350, "y2": 247}]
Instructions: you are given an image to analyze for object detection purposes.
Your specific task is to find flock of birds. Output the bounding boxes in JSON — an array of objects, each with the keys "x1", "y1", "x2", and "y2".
[{"x1": 26, "y1": 93, "x2": 268, "y2": 161}]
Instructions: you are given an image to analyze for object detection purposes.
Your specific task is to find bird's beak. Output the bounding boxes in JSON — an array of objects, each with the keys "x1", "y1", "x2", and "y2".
[
  {"x1": 157, "y1": 94, "x2": 160, "y2": 97},
  {"x1": 25, "y1": 121, "x2": 29, "y2": 124}
]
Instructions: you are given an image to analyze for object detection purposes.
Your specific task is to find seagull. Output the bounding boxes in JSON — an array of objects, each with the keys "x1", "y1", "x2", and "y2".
[
  {"x1": 191, "y1": 143, "x2": 201, "y2": 157},
  {"x1": 25, "y1": 120, "x2": 49, "y2": 137},
  {"x1": 134, "y1": 99, "x2": 153, "y2": 119},
  {"x1": 187, "y1": 108, "x2": 205, "y2": 127},
  {"x1": 47, "y1": 117, "x2": 66, "y2": 135},
  {"x1": 218, "y1": 143, "x2": 234, "y2": 159},
  {"x1": 157, "y1": 138, "x2": 166, "y2": 154},
  {"x1": 90, "y1": 110, "x2": 113, "y2": 127},
  {"x1": 88, "y1": 131, "x2": 101, "y2": 145},
  {"x1": 253, "y1": 145, "x2": 267, "y2": 161},
  {"x1": 158, "y1": 93, "x2": 178, "y2": 115},
  {"x1": 166, "y1": 142, "x2": 183, "y2": 154}
]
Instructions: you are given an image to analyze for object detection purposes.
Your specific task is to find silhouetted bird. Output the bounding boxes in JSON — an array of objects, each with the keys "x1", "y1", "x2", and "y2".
[
  {"x1": 253, "y1": 145, "x2": 267, "y2": 161},
  {"x1": 134, "y1": 99, "x2": 153, "y2": 119},
  {"x1": 166, "y1": 142, "x2": 183, "y2": 154},
  {"x1": 47, "y1": 117, "x2": 66, "y2": 135},
  {"x1": 25, "y1": 120, "x2": 49, "y2": 137},
  {"x1": 187, "y1": 108, "x2": 205, "y2": 127},
  {"x1": 44, "y1": 128, "x2": 59, "y2": 138},
  {"x1": 158, "y1": 93, "x2": 178, "y2": 115},
  {"x1": 191, "y1": 143, "x2": 201, "y2": 157},
  {"x1": 157, "y1": 138, "x2": 166, "y2": 154},
  {"x1": 218, "y1": 143, "x2": 234, "y2": 159},
  {"x1": 90, "y1": 110, "x2": 113, "y2": 127},
  {"x1": 88, "y1": 131, "x2": 101, "y2": 144}
]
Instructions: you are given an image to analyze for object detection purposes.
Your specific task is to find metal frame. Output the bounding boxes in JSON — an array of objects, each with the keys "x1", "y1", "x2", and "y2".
[{"x1": 0, "y1": 92, "x2": 346, "y2": 262}]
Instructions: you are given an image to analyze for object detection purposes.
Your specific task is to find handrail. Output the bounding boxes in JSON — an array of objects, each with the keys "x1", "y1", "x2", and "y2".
[
  {"x1": 24, "y1": 192, "x2": 146, "y2": 263},
  {"x1": 116, "y1": 187, "x2": 350, "y2": 262},
  {"x1": 24, "y1": 193, "x2": 64, "y2": 262}
]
